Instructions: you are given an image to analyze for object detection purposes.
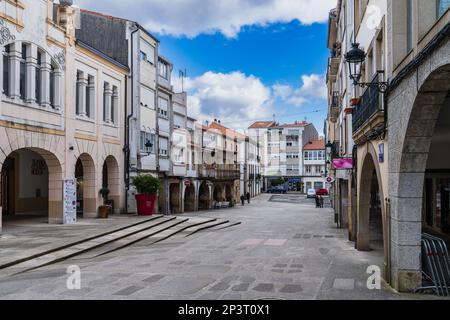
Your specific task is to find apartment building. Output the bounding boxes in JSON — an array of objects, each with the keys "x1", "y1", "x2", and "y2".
[
  {"x1": 248, "y1": 121, "x2": 318, "y2": 192},
  {"x1": 0, "y1": 0, "x2": 127, "y2": 232},
  {"x1": 302, "y1": 140, "x2": 326, "y2": 193}
]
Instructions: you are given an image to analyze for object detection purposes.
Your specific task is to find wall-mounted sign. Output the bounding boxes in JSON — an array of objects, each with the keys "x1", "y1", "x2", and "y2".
[
  {"x1": 63, "y1": 179, "x2": 77, "y2": 224},
  {"x1": 379, "y1": 143, "x2": 385, "y2": 163},
  {"x1": 326, "y1": 176, "x2": 335, "y2": 184},
  {"x1": 332, "y1": 158, "x2": 353, "y2": 170}
]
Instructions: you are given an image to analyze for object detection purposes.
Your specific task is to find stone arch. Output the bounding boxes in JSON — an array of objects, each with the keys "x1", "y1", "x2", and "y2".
[
  {"x1": 75, "y1": 153, "x2": 97, "y2": 218},
  {"x1": 388, "y1": 46, "x2": 450, "y2": 290},
  {"x1": 225, "y1": 184, "x2": 234, "y2": 204},
  {"x1": 102, "y1": 155, "x2": 120, "y2": 214},
  {"x1": 184, "y1": 184, "x2": 196, "y2": 212},
  {"x1": 198, "y1": 181, "x2": 211, "y2": 210},
  {"x1": 213, "y1": 184, "x2": 224, "y2": 202},
  {"x1": 0, "y1": 146, "x2": 63, "y2": 224},
  {"x1": 169, "y1": 183, "x2": 181, "y2": 214},
  {"x1": 357, "y1": 143, "x2": 388, "y2": 278}
]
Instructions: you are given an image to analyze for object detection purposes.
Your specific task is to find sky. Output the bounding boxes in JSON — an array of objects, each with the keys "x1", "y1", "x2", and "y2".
[{"x1": 74, "y1": 0, "x2": 336, "y2": 134}]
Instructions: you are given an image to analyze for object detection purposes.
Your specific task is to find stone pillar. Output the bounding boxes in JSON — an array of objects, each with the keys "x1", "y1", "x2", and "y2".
[
  {"x1": 53, "y1": 69, "x2": 62, "y2": 110},
  {"x1": 112, "y1": 86, "x2": 118, "y2": 124},
  {"x1": 77, "y1": 71, "x2": 87, "y2": 116},
  {"x1": 40, "y1": 53, "x2": 52, "y2": 108},
  {"x1": 9, "y1": 42, "x2": 21, "y2": 100},
  {"x1": 103, "y1": 83, "x2": 112, "y2": 123},
  {"x1": 348, "y1": 176, "x2": 354, "y2": 241},
  {"x1": 87, "y1": 76, "x2": 95, "y2": 118},
  {"x1": 0, "y1": 46, "x2": 4, "y2": 97},
  {"x1": 25, "y1": 44, "x2": 37, "y2": 104}
]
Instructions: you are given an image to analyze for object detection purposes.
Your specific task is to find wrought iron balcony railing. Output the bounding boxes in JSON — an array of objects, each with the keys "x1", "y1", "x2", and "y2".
[
  {"x1": 352, "y1": 71, "x2": 385, "y2": 134},
  {"x1": 329, "y1": 91, "x2": 340, "y2": 122}
]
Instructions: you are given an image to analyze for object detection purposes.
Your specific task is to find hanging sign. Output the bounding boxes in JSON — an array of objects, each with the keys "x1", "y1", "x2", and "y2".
[{"x1": 63, "y1": 178, "x2": 77, "y2": 224}]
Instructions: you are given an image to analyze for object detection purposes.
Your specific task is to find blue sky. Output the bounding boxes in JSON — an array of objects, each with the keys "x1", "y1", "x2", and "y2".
[{"x1": 76, "y1": 0, "x2": 335, "y2": 134}]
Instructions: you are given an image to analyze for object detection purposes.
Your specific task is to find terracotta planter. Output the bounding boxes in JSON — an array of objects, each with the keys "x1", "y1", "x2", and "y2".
[
  {"x1": 98, "y1": 205, "x2": 111, "y2": 219},
  {"x1": 135, "y1": 194, "x2": 157, "y2": 216}
]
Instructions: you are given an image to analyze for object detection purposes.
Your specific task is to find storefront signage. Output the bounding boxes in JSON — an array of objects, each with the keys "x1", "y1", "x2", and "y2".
[
  {"x1": 332, "y1": 158, "x2": 353, "y2": 170},
  {"x1": 63, "y1": 178, "x2": 77, "y2": 224},
  {"x1": 379, "y1": 143, "x2": 385, "y2": 163}
]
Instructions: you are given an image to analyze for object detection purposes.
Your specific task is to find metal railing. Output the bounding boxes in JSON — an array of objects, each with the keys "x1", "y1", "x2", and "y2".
[
  {"x1": 329, "y1": 91, "x2": 340, "y2": 121},
  {"x1": 352, "y1": 71, "x2": 385, "y2": 133},
  {"x1": 415, "y1": 233, "x2": 450, "y2": 296}
]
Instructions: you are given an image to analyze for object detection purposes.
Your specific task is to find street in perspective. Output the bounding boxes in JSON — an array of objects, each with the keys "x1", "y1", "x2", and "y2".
[{"x1": 1, "y1": 0, "x2": 450, "y2": 305}]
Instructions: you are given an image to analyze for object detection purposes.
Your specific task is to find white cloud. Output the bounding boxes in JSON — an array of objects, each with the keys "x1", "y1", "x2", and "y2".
[
  {"x1": 273, "y1": 74, "x2": 327, "y2": 107},
  {"x1": 75, "y1": 0, "x2": 336, "y2": 38},
  {"x1": 176, "y1": 71, "x2": 274, "y2": 129}
]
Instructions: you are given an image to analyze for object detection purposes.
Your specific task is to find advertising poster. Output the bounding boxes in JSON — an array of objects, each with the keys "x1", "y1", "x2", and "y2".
[{"x1": 63, "y1": 178, "x2": 77, "y2": 224}]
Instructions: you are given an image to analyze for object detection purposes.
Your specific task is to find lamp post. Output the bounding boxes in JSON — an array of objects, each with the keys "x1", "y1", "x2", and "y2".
[{"x1": 345, "y1": 43, "x2": 389, "y2": 93}]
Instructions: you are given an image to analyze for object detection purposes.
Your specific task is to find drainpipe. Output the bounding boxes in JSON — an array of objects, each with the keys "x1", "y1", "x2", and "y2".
[{"x1": 125, "y1": 24, "x2": 140, "y2": 214}]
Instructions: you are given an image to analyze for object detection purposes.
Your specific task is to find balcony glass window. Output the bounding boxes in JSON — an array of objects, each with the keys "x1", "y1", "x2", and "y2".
[{"x1": 438, "y1": 0, "x2": 450, "y2": 18}]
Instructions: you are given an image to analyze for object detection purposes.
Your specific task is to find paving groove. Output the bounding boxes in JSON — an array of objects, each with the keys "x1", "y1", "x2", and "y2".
[
  {"x1": 0, "y1": 215, "x2": 163, "y2": 270},
  {"x1": 0, "y1": 216, "x2": 240, "y2": 278}
]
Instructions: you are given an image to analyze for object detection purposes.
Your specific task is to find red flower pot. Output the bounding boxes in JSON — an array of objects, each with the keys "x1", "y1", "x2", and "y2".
[
  {"x1": 344, "y1": 107, "x2": 353, "y2": 114},
  {"x1": 350, "y1": 98, "x2": 360, "y2": 106},
  {"x1": 135, "y1": 194, "x2": 157, "y2": 216}
]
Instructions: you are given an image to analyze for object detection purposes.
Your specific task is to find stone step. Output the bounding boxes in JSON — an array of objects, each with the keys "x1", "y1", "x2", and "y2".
[
  {"x1": 0, "y1": 216, "x2": 178, "y2": 277},
  {"x1": 0, "y1": 215, "x2": 163, "y2": 270}
]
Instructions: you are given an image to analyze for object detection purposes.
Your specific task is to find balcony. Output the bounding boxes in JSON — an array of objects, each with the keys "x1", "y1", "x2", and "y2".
[
  {"x1": 198, "y1": 164, "x2": 240, "y2": 180},
  {"x1": 352, "y1": 71, "x2": 385, "y2": 142},
  {"x1": 329, "y1": 91, "x2": 340, "y2": 122}
]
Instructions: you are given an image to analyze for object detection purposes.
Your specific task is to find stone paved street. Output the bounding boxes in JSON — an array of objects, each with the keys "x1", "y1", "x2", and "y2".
[{"x1": 0, "y1": 194, "x2": 445, "y2": 300}]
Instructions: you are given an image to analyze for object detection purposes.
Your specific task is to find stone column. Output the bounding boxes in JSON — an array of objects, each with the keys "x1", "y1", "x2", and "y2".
[
  {"x1": 77, "y1": 71, "x2": 87, "y2": 116},
  {"x1": 25, "y1": 44, "x2": 37, "y2": 104},
  {"x1": 103, "y1": 83, "x2": 112, "y2": 123},
  {"x1": 52, "y1": 69, "x2": 62, "y2": 110},
  {"x1": 9, "y1": 42, "x2": 21, "y2": 100},
  {"x1": 112, "y1": 86, "x2": 118, "y2": 124},
  {"x1": 86, "y1": 76, "x2": 95, "y2": 118},
  {"x1": 0, "y1": 46, "x2": 4, "y2": 97},
  {"x1": 40, "y1": 53, "x2": 52, "y2": 108}
]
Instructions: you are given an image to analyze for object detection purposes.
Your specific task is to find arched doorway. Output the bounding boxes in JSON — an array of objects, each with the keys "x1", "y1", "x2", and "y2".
[
  {"x1": 102, "y1": 156, "x2": 120, "y2": 214},
  {"x1": 169, "y1": 183, "x2": 181, "y2": 214},
  {"x1": 75, "y1": 153, "x2": 96, "y2": 218},
  {"x1": 225, "y1": 184, "x2": 234, "y2": 206},
  {"x1": 184, "y1": 184, "x2": 196, "y2": 212},
  {"x1": 213, "y1": 184, "x2": 224, "y2": 202},
  {"x1": 0, "y1": 147, "x2": 63, "y2": 224},
  {"x1": 198, "y1": 182, "x2": 210, "y2": 210},
  {"x1": 388, "y1": 62, "x2": 450, "y2": 290},
  {"x1": 358, "y1": 153, "x2": 385, "y2": 248}
]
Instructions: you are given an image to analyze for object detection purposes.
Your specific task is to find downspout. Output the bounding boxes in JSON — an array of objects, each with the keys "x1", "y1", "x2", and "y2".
[{"x1": 125, "y1": 24, "x2": 140, "y2": 214}]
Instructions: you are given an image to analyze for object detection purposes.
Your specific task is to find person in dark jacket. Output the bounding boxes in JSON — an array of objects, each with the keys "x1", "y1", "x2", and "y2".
[
  {"x1": 240, "y1": 195, "x2": 245, "y2": 206},
  {"x1": 319, "y1": 196, "x2": 324, "y2": 208},
  {"x1": 246, "y1": 192, "x2": 251, "y2": 204},
  {"x1": 315, "y1": 196, "x2": 320, "y2": 208}
]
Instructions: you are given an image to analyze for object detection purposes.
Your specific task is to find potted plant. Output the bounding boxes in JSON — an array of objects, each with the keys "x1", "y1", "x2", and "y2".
[
  {"x1": 98, "y1": 187, "x2": 111, "y2": 219},
  {"x1": 132, "y1": 174, "x2": 160, "y2": 216}
]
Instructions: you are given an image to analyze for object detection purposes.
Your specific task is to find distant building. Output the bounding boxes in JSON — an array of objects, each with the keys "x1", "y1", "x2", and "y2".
[{"x1": 302, "y1": 140, "x2": 326, "y2": 193}]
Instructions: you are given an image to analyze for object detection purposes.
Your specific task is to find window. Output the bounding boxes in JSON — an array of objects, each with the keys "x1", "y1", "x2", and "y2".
[
  {"x1": 304, "y1": 151, "x2": 309, "y2": 160},
  {"x1": 139, "y1": 51, "x2": 147, "y2": 62},
  {"x1": 35, "y1": 51, "x2": 41, "y2": 104},
  {"x1": 20, "y1": 44, "x2": 27, "y2": 100},
  {"x1": 141, "y1": 86, "x2": 155, "y2": 109},
  {"x1": 158, "y1": 61, "x2": 168, "y2": 79},
  {"x1": 140, "y1": 131, "x2": 155, "y2": 154},
  {"x1": 3, "y1": 45, "x2": 10, "y2": 96},
  {"x1": 316, "y1": 166, "x2": 322, "y2": 174},
  {"x1": 49, "y1": 64, "x2": 55, "y2": 108},
  {"x1": 111, "y1": 86, "x2": 118, "y2": 124},
  {"x1": 407, "y1": 0, "x2": 413, "y2": 52},
  {"x1": 438, "y1": 0, "x2": 450, "y2": 18},
  {"x1": 158, "y1": 97, "x2": 168, "y2": 118},
  {"x1": 306, "y1": 166, "x2": 312, "y2": 174},
  {"x1": 159, "y1": 137, "x2": 168, "y2": 156}
]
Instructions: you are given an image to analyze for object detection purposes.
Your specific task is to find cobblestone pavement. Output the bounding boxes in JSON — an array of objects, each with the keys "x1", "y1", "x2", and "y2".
[{"x1": 0, "y1": 194, "x2": 445, "y2": 300}]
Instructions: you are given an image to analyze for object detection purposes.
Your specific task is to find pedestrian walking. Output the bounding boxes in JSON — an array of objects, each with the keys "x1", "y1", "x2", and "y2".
[
  {"x1": 319, "y1": 196, "x2": 324, "y2": 208},
  {"x1": 246, "y1": 192, "x2": 251, "y2": 204},
  {"x1": 240, "y1": 195, "x2": 245, "y2": 206},
  {"x1": 315, "y1": 195, "x2": 320, "y2": 208}
]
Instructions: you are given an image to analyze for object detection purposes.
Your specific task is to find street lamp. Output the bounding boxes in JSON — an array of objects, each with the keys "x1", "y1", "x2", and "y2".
[
  {"x1": 345, "y1": 43, "x2": 389, "y2": 93},
  {"x1": 144, "y1": 140, "x2": 153, "y2": 156}
]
